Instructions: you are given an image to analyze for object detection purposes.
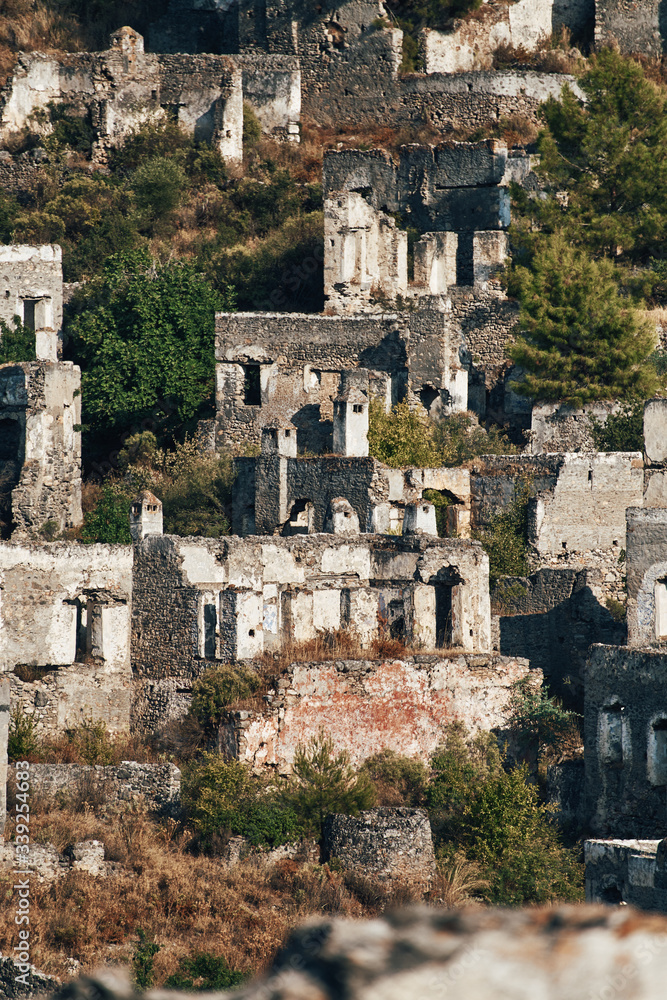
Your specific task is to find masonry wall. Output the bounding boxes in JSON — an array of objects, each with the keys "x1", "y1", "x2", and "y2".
[
  {"x1": 625, "y1": 507, "x2": 667, "y2": 646},
  {"x1": 0, "y1": 361, "x2": 82, "y2": 538},
  {"x1": 585, "y1": 644, "x2": 667, "y2": 838},
  {"x1": 27, "y1": 762, "x2": 181, "y2": 817},
  {"x1": 0, "y1": 676, "x2": 7, "y2": 839},
  {"x1": 595, "y1": 0, "x2": 664, "y2": 56},
  {"x1": 585, "y1": 838, "x2": 667, "y2": 911},
  {"x1": 0, "y1": 245, "x2": 62, "y2": 362},
  {"x1": 219, "y1": 652, "x2": 532, "y2": 773},
  {"x1": 492, "y1": 568, "x2": 625, "y2": 705},
  {"x1": 132, "y1": 533, "x2": 491, "y2": 732},
  {"x1": 0, "y1": 541, "x2": 133, "y2": 734}
]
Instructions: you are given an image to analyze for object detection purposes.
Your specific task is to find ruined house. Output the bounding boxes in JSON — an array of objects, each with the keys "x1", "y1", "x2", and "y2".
[
  {"x1": 0, "y1": 244, "x2": 62, "y2": 362},
  {"x1": 1, "y1": 540, "x2": 133, "y2": 735},
  {"x1": 0, "y1": 26, "x2": 301, "y2": 163}
]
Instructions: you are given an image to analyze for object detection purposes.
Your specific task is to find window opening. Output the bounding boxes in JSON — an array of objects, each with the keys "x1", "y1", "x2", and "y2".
[{"x1": 243, "y1": 364, "x2": 261, "y2": 406}]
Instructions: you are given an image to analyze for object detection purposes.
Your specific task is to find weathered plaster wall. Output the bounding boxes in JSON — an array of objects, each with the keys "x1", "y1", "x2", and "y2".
[
  {"x1": 585, "y1": 838, "x2": 667, "y2": 911},
  {"x1": 423, "y1": 0, "x2": 553, "y2": 75},
  {"x1": 0, "y1": 361, "x2": 82, "y2": 538},
  {"x1": 0, "y1": 541, "x2": 132, "y2": 734},
  {"x1": 625, "y1": 507, "x2": 667, "y2": 646},
  {"x1": 529, "y1": 401, "x2": 623, "y2": 454},
  {"x1": 233, "y1": 453, "x2": 471, "y2": 538},
  {"x1": 0, "y1": 676, "x2": 7, "y2": 839},
  {"x1": 585, "y1": 644, "x2": 667, "y2": 838},
  {"x1": 219, "y1": 652, "x2": 532, "y2": 773},
  {"x1": 0, "y1": 245, "x2": 62, "y2": 362}
]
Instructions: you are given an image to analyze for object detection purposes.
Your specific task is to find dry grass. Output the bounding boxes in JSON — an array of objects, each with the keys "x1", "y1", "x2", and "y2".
[
  {"x1": 428, "y1": 857, "x2": 489, "y2": 907},
  {"x1": 0, "y1": 801, "x2": 443, "y2": 982}
]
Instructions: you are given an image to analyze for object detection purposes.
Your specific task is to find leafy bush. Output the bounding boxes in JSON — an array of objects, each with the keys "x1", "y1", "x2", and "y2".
[
  {"x1": 474, "y1": 477, "x2": 532, "y2": 586},
  {"x1": 164, "y1": 953, "x2": 247, "y2": 991},
  {"x1": 131, "y1": 155, "x2": 187, "y2": 229},
  {"x1": 182, "y1": 753, "x2": 305, "y2": 848},
  {"x1": 8, "y1": 709, "x2": 39, "y2": 761},
  {"x1": 118, "y1": 434, "x2": 237, "y2": 538},
  {"x1": 242, "y1": 104, "x2": 262, "y2": 148},
  {"x1": 0, "y1": 317, "x2": 35, "y2": 363},
  {"x1": 506, "y1": 678, "x2": 581, "y2": 765},
  {"x1": 282, "y1": 730, "x2": 377, "y2": 838},
  {"x1": 427, "y1": 723, "x2": 583, "y2": 905},
  {"x1": 189, "y1": 663, "x2": 260, "y2": 731},
  {"x1": 590, "y1": 401, "x2": 645, "y2": 452},
  {"x1": 432, "y1": 412, "x2": 516, "y2": 464},
  {"x1": 65, "y1": 250, "x2": 233, "y2": 450},
  {"x1": 368, "y1": 401, "x2": 440, "y2": 468},
  {"x1": 133, "y1": 930, "x2": 160, "y2": 991},
  {"x1": 81, "y1": 481, "x2": 132, "y2": 543},
  {"x1": 360, "y1": 749, "x2": 428, "y2": 806}
]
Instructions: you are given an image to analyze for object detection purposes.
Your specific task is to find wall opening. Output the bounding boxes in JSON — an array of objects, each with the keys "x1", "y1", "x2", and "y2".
[
  {"x1": 387, "y1": 597, "x2": 406, "y2": 641},
  {"x1": 655, "y1": 579, "x2": 667, "y2": 639},
  {"x1": 203, "y1": 603, "x2": 217, "y2": 659},
  {"x1": 600, "y1": 883, "x2": 624, "y2": 904},
  {"x1": 648, "y1": 717, "x2": 667, "y2": 786},
  {"x1": 435, "y1": 583, "x2": 453, "y2": 647},
  {"x1": 22, "y1": 298, "x2": 37, "y2": 331},
  {"x1": 283, "y1": 498, "x2": 313, "y2": 536},
  {"x1": 600, "y1": 702, "x2": 625, "y2": 766},
  {"x1": 243, "y1": 364, "x2": 261, "y2": 406}
]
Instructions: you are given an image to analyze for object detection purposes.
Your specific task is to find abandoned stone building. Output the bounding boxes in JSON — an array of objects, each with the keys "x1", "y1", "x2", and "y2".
[
  {"x1": 0, "y1": 244, "x2": 62, "y2": 362},
  {"x1": 0, "y1": 359, "x2": 82, "y2": 539},
  {"x1": 1, "y1": 540, "x2": 133, "y2": 735},
  {"x1": 0, "y1": 26, "x2": 301, "y2": 164}
]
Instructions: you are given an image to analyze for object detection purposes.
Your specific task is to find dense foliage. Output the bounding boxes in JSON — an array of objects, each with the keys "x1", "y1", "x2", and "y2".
[
  {"x1": 474, "y1": 477, "x2": 532, "y2": 586},
  {"x1": 0, "y1": 317, "x2": 35, "y2": 363}
]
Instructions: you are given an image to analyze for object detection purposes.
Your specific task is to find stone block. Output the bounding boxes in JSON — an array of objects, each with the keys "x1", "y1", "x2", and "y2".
[
  {"x1": 644, "y1": 398, "x2": 667, "y2": 465},
  {"x1": 322, "y1": 807, "x2": 435, "y2": 885}
]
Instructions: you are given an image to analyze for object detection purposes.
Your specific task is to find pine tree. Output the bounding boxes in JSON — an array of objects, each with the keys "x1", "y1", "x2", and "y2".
[{"x1": 508, "y1": 233, "x2": 659, "y2": 404}]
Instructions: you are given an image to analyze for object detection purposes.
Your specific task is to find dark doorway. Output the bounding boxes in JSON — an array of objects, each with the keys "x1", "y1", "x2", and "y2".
[
  {"x1": 22, "y1": 299, "x2": 37, "y2": 331},
  {"x1": 204, "y1": 603, "x2": 217, "y2": 658},
  {"x1": 243, "y1": 364, "x2": 261, "y2": 406},
  {"x1": 435, "y1": 584, "x2": 453, "y2": 648},
  {"x1": 388, "y1": 597, "x2": 406, "y2": 641},
  {"x1": 600, "y1": 884, "x2": 624, "y2": 905}
]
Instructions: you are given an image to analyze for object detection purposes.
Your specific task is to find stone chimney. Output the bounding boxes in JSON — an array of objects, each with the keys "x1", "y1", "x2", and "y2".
[
  {"x1": 403, "y1": 501, "x2": 437, "y2": 536},
  {"x1": 129, "y1": 490, "x2": 163, "y2": 542},
  {"x1": 333, "y1": 385, "x2": 369, "y2": 457}
]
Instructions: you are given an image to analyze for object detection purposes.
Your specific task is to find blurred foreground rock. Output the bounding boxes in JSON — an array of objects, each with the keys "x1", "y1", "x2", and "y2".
[{"x1": 46, "y1": 905, "x2": 667, "y2": 1000}]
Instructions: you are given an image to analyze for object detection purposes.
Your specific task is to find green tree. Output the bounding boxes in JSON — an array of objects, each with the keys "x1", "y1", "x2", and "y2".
[
  {"x1": 507, "y1": 233, "x2": 659, "y2": 404},
  {"x1": 590, "y1": 401, "x2": 645, "y2": 452},
  {"x1": 284, "y1": 730, "x2": 377, "y2": 838},
  {"x1": 368, "y1": 400, "x2": 440, "y2": 468},
  {"x1": 131, "y1": 156, "x2": 187, "y2": 229},
  {"x1": 506, "y1": 678, "x2": 581, "y2": 769},
  {"x1": 81, "y1": 482, "x2": 132, "y2": 544},
  {"x1": 65, "y1": 250, "x2": 234, "y2": 449},
  {"x1": 0, "y1": 318, "x2": 35, "y2": 364},
  {"x1": 519, "y1": 49, "x2": 667, "y2": 265},
  {"x1": 427, "y1": 723, "x2": 583, "y2": 905}
]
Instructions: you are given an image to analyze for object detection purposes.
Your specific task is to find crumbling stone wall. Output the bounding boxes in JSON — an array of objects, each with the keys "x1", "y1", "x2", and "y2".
[
  {"x1": 215, "y1": 308, "x2": 465, "y2": 452},
  {"x1": 27, "y1": 762, "x2": 181, "y2": 817},
  {"x1": 0, "y1": 361, "x2": 82, "y2": 538},
  {"x1": 422, "y1": 0, "x2": 554, "y2": 74},
  {"x1": 0, "y1": 676, "x2": 7, "y2": 839},
  {"x1": 595, "y1": 0, "x2": 664, "y2": 56},
  {"x1": 528, "y1": 401, "x2": 623, "y2": 454},
  {"x1": 586, "y1": 838, "x2": 667, "y2": 911},
  {"x1": 132, "y1": 533, "x2": 492, "y2": 732},
  {"x1": 625, "y1": 507, "x2": 667, "y2": 646},
  {"x1": 585, "y1": 643, "x2": 667, "y2": 838},
  {"x1": 492, "y1": 567, "x2": 625, "y2": 704},
  {"x1": 322, "y1": 807, "x2": 435, "y2": 887},
  {"x1": 219, "y1": 652, "x2": 532, "y2": 772},
  {"x1": 233, "y1": 453, "x2": 471, "y2": 538},
  {"x1": 0, "y1": 29, "x2": 251, "y2": 163},
  {"x1": 0, "y1": 245, "x2": 62, "y2": 362},
  {"x1": 0, "y1": 541, "x2": 133, "y2": 735}
]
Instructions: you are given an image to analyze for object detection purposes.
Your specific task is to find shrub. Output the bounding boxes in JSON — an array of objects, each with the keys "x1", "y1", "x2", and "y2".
[
  {"x1": 590, "y1": 401, "x2": 645, "y2": 452},
  {"x1": 8, "y1": 709, "x2": 39, "y2": 761},
  {"x1": 0, "y1": 317, "x2": 35, "y2": 363},
  {"x1": 164, "y1": 953, "x2": 247, "y2": 991},
  {"x1": 133, "y1": 929, "x2": 160, "y2": 990},
  {"x1": 131, "y1": 156, "x2": 187, "y2": 228},
  {"x1": 242, "y1": 104, "x2": 262, "y2": 148},
  {"x1": 432, "y1": 412, "x2": 516, "y2": 465},
  {"x1": 81, "y1": 481, "x2": 132, "y2": 544},
  {"x1": 474, "y1": 477, "x2": 532, "y2": 586},
  {"x1": 189, "y1": 663, "x2": 260, "y2": 731},
  {"x1": 282, "y1": 730, "x2": 377, "y2": 838},
  {"x1": 506, "y1": 678, "x2": 581, "y2": 766},
  {"x1": 427, "y1": 723, "x2": 583, "y2": 905},
  {"x1": 359, "y1": 749, "x2": 428, "y2": 806},
  {"x1": 368, "y1": 401, "x2": 440, "y2": 468}
]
